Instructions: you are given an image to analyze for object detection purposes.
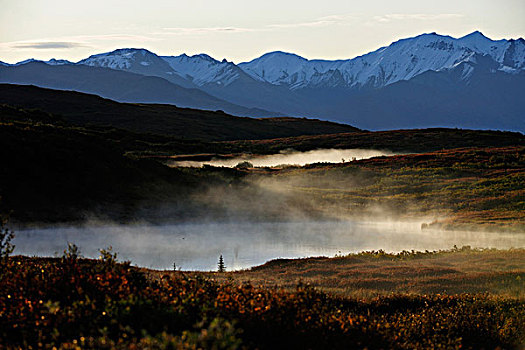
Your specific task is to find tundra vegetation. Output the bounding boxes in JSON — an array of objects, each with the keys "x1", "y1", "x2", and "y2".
[{"x1": 1, "y1": 246, "x2": 524, "y2": 349}]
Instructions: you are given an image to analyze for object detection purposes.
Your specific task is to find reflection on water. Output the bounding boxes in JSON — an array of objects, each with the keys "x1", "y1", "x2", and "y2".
[{"x1": 13, "y1": 221, "x2": 525, "y2": 271}]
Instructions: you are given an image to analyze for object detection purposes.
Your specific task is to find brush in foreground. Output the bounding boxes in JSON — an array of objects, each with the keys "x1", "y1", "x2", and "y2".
[{"x1": 1, "y1": 249, "x2": 524, "y2": 349}]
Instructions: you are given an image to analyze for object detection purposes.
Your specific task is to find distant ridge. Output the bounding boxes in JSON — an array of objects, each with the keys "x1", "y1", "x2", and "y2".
[
  {"x1": 0, "y1": 62, "x2": 279, "y2": 118},
  {"x1": 0, "y1": 84, "x2": 360, "y2": 140}
]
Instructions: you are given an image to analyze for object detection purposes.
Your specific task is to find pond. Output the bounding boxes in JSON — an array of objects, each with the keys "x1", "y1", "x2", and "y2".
[{"x1": 13, "y1": 221, "x2": 525, "y2": 271}]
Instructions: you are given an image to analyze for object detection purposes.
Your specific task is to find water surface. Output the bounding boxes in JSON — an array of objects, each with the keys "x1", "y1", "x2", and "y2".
[{"x1": 13, "y1": 221, "x2": 524, "y2": 271}]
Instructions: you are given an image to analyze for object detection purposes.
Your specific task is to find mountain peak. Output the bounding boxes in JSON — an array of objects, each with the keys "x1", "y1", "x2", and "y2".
[
  {"x1": 460, "y1": 31, "x2": 491, "y2": 41},
  {"x1": 77, "y1": 47, "x2": 179, "y2": 74},
  {"x1": 463, "y1": 30, "x2": 485, "y2": 37},
  {"x1": 192, "y1": 53, "x2": 218, "y2": 62},
  {"x1": 107, "y1": 48, "x2": 154, "y2": 56},
  {"x1": 260, "y1": 51, "x2": 306, "y2": 60},
  {"x1": 15, "y1": 58, "x2": 37, "y2": 65},
  {"x1": 81, "y1": 48, "x2": 156, "y2": 61},
  {"x1": 241, "y1": 51, "x2": 307, "y2": 67},
  {"x1": 46, "y1": 58, "x2": 73, "y2": 65}
]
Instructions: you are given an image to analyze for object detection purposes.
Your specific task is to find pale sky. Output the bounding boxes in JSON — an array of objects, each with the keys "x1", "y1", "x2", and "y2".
[{"x1": 1, "y1": 0, "x2": 524, "y2": 64}]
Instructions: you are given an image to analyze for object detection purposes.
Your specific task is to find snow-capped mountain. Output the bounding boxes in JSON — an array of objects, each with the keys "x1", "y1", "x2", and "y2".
[
  {"x1": 78, "y1": 48, "x2": 161, "y2": 70},
  {"x1": 45, "y1": 58, "x2": 74, "y2": 65},
  {"x1": 78, "y1": 48, "x2": 195, "y2": 88},
  {"x1": 7, "y1": 31, "x2": 521, "y2": 92},
  {"x1": 4, "y1": 58, "x2": 75, "y2": 66},
  {"x1": 161, "y1": 54, "x2": 243, "y2": 87},
  {"x1": 13, "y1": 58, "x2": 39, "y2": 66},
  {"x1": 238, "y1": 31, "x2": 525, "y2": 89},
  {"x1": 160, "y1": 52, "x2": 303, "y2": 116}
]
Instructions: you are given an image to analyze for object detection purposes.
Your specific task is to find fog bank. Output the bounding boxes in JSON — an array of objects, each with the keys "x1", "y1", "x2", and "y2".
[{"x1": 170, "y1": 149, "x2": 395, "y2": 168}]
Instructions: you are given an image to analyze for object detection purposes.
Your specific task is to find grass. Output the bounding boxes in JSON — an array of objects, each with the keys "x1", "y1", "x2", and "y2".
[{"x1": 204, "y1": 248, "x2": 525, "y2": 299}]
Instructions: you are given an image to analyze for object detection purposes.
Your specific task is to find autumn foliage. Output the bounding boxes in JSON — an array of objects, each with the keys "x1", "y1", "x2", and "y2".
[{"x1": 1, "y1": 251, "x2": 524, "y2": 349}]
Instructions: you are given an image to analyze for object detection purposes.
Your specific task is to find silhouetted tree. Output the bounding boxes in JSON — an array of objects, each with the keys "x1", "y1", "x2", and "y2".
[
  {"x1": 218, "y1": 254, "x2": 225, "y2": 272},
  {"x1": 0, "y1": 216, "x2": 14, "y2": 269}
]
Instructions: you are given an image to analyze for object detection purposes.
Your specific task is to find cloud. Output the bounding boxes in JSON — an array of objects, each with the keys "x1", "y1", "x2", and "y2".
[
  {"x1": 372, "y1": 13, "x2": 464, "y2": 23},
  {"x1": 269, "y1": 20, "x2": 334, "y2": 29},
  {"x1": 77, "y1": 34, "x2": 161, "y2": 42},
  {"x1": 2, "y1": 34, "x2": 159, "y2": 51},
  {"x1": 269, "y1": 14, "x2": 356, "y2": 29},
  {"x1": 160, "y1": 27, "x2": 256, "y2": 35},
  {"x1": 160, "y1": 15, "x2": 357, "y2": 35},
  {"x1": 10, "y1": 41, "x2": 88, "y2": 49}
]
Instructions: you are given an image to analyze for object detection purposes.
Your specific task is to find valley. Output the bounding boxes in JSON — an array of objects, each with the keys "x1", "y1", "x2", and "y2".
[
  {"x1": 1, "y1": 27, "x2": 524, "y2": 348},
  {"x1": 1, "y1": 86, "x2": 523, "y2": 230}
]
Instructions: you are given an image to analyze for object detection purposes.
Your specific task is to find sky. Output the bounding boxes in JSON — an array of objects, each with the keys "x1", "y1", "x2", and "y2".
[{"x1": 1, "y1": 0, "x2": 524, "y2": 64}]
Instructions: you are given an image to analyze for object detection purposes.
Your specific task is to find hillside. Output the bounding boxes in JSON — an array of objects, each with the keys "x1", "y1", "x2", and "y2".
[
  {"x1": 0, "y1": 97, "x2": 523, "y2": 228},
  {"x1": 178, "y1": 146, "x2": 525, "y2": 231},
  {"x1": 0, "y1": 84, "x2": 360, "y2": 140},
  {"x1": 0, "y1": 62, "x2": 278, "y2": 117},
  {"x1": 218, "y1": 128, "x2": 525, "y2": 154},
  {"x1": 0, "y1": 105, "x2": 203, "y2": 223}
]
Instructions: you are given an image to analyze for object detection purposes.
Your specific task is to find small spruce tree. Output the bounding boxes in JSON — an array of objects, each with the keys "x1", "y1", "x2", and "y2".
[
  {"x1": 0, "y1": 216, "x2": 14, "y2": 269},
  {"x1": 218, "y1": 254, "x2": 225, "y2": 272}
]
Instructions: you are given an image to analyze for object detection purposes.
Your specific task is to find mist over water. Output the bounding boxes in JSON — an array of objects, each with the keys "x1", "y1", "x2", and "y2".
[
  {"x1": 170, "y1": 149, "x2": 395, "y2": 168},
  {"x1": 14, "y1": 221, "x2": 525, "y2": 271},
  {"x1": 13, "y1": 148, "x2": 524, "y2": 271}
]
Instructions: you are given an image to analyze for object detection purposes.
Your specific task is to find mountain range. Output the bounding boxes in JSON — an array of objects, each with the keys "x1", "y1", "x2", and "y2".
[{"x1": 1, "y1": 31, "x2": 524, "y2": 131}]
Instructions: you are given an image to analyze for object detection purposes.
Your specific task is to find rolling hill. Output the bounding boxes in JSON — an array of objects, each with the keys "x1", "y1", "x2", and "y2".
[
  {"x1": 0, "y1": 84, "x2": 360, "y2": 140},
  {"x1": 0, "y1": 62, "x2": 278, "y2": 118}
]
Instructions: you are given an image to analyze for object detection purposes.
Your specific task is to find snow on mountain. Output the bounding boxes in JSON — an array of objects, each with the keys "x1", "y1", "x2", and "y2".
[
  {"x1": 78, "y1": 48, "x2": 195, "y2": 88},
  {"x1": 14, "y1": 58, "x2": 39, "y2": 66},
  {"x1": 7, "y1": 58, "x2": 73, "y2": 66},
  {"x1": 5, "y1": 31, "x2": 523, "y2": 92},
  {"x1": 161, "y1": 54, "x2": 243, "y2": 87},
  {"x1": 238, "y1": 51, "x2": 334, "y2": 89},
  {"x1": 78, "y1": 48, "x2": 152, "y2": 70},
  {"x1": 45, "y1": 58, "x2": 74, "y2": 65},
  {"x1": 239, "y1": 31, "x2": 525, "y2": 89}
]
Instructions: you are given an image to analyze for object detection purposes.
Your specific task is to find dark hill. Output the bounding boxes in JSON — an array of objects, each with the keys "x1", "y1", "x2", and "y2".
[
  {"x1": 0, "y1": 62, "x2": 277, "y2": 117},
  {"x1": 0, "y1": 84, "x2": 360, "y2": 141},
  {"x1": 220, "y1": 128, "x2": 525, "y2": 154},
  {"x1": 0, "y1": 104, "x2": 200, "y2": 223}
]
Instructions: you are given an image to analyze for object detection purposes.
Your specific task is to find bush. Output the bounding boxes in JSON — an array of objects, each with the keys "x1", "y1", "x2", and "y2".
[
  {"x1": 0, "y1": 255, "x2": 524, "y2": 349},
  {"x1": 234, "y1": 161, "x2": 253, "y2": 169}
]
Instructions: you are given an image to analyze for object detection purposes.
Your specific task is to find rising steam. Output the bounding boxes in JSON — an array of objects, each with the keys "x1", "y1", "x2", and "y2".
[{"x1": 170, "y1": 148, "x2": 396, "y2": 168}]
